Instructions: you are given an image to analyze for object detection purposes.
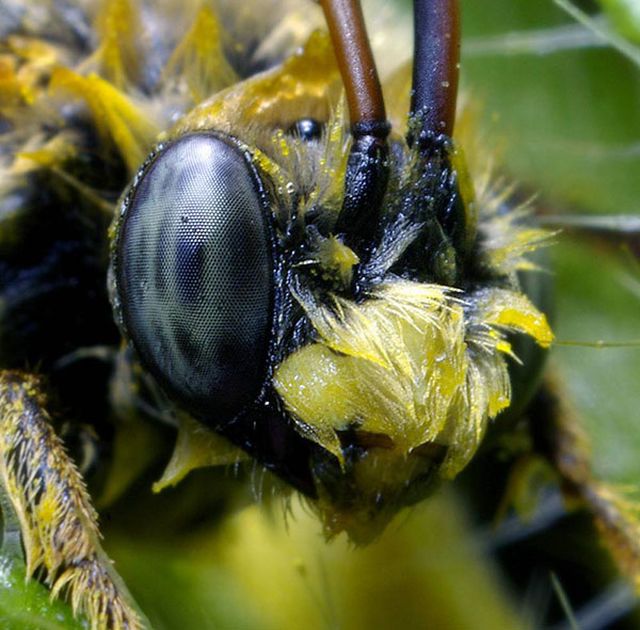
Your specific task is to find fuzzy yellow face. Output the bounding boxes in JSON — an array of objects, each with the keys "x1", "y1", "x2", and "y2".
[{"x1": 1, "y1": 0, "x2": 552, "y2": 544}]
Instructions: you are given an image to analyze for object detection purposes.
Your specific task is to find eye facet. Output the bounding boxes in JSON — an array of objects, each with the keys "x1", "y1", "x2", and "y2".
[{"x1": 113, "y1": 133, "x2": 274, "y2": 423}]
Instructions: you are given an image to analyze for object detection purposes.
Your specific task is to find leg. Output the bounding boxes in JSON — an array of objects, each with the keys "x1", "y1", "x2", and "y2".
[
  {"x1": 0, "y1": 370, "x2": 144, "y2": 630},
  {"x1": 529, "y1": 375, "x2": 640, "y2": 590}
]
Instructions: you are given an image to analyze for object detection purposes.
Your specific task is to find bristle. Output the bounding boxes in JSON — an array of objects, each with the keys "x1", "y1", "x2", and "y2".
[
  {"x1": 276, "y1": 279, "x2": 552, "y2": 478},
  {"x1": 81, "y1": 0, "x2": 142, "y2": 89},
  {"x1": 153, "y1": 414, "x2": 247, "y2": 493},
  {"x1": 50, "y1": 68, "x2": 159, "y2": 173},
  {"x1": 585, "y1": 483, "x2": 640, "y2": 592},
  {"x1": 162, "y1": 6, "x2": 237, "y2": 103},
  {"x1": 0, "y1": 371, "x2": 143, "y2": 630}
]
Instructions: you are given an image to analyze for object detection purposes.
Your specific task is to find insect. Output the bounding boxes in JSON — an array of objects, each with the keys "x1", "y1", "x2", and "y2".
[{"x1": 0, "y1": 0, "x2": 638, "y2": 628}]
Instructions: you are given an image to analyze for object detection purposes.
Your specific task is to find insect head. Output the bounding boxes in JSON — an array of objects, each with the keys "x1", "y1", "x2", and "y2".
[{"x1": 109, "y1": 0, "x2": 553, "y2": 541}]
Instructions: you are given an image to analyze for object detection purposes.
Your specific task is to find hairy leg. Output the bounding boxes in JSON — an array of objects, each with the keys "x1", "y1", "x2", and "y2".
[
  {"x1": 0, "y1": 370, "x2": 145, "y2": 630},
  {"x1": 530, "y1": 375, "x2": 640, "y2": 592}
]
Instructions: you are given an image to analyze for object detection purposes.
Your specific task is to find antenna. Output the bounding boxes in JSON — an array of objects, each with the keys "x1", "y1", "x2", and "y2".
[
  {"x1": 410, "y1": 0, "x2": 461, "y2": 140},
  {"x1": 320, "y1": 0, "x2": 390, "y2": 247}
]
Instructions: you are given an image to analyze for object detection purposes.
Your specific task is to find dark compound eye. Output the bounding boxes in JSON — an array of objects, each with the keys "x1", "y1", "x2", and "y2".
[
  {"x1": 113, "y1": 133, "x2": 274, "y2": 424},
  {"x1": 288, "y1": 118, "x2": 323, "y2": 141}
]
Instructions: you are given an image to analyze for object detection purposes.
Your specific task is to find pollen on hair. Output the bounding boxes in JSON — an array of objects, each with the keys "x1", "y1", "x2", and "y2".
[{"x1": 0, "y1": 371, "x2": 143, "y2": 630}]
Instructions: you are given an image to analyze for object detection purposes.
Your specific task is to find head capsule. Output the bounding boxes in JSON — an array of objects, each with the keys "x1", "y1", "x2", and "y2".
[{"x1": 108, "y1": 0, "x2": 553, "y2": 542}]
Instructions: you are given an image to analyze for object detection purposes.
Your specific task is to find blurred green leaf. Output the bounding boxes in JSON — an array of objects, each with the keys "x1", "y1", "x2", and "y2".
[
  {"x1": 599, "y1": 0, "x2": 640, "y2": 44},
  {"x1": 461, "y1": 0, "x2": 640, "y2": 484},
  {"x1": 0, "y1": 554, "x2": 85, "y2": 630},
  {"x1": 552, "y1": 239, "x2": 640, "y2": 484},
  {"x1": 462, "y1": 0, "x2": 640, "y2": 217}
]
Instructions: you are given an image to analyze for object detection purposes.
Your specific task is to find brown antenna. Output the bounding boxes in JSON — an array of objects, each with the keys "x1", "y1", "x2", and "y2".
[
  {"x1": 410, "y1": 0, "x2": 461, "y2": 138},
  {"x1": 320, "y1": 0, "x2": 387, "y2": 127},
  {"x1": 320, "y1": 0, "x2": 390, "y2": 246}
]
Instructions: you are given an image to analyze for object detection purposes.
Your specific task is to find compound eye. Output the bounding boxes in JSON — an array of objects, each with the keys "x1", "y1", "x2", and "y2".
[{"x1": 114, "y1": 134, "x2": 274, "y2": 423}]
